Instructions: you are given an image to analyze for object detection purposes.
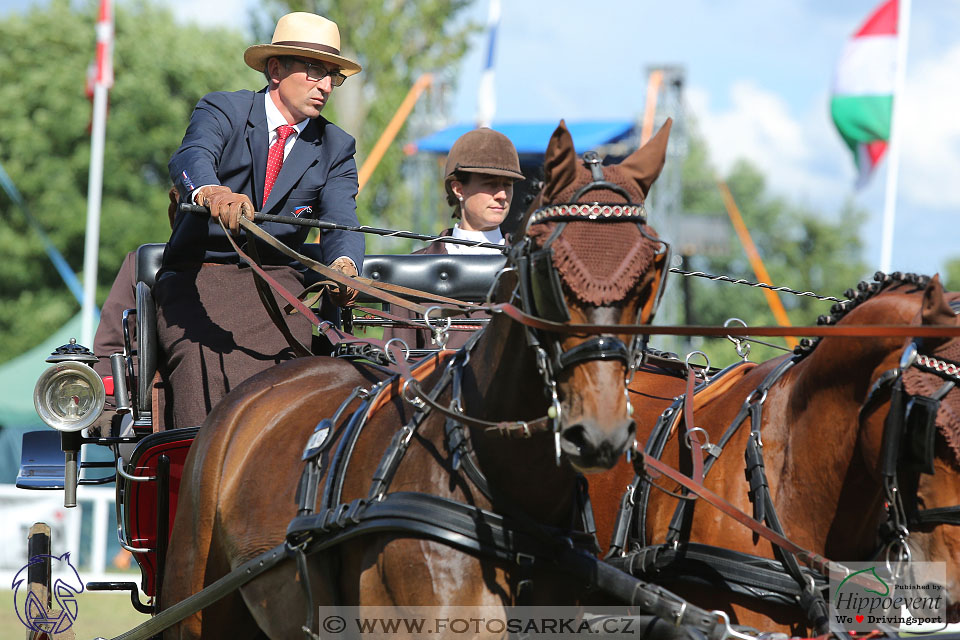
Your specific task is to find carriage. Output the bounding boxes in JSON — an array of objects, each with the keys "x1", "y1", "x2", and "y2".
[{"x1": 16, "y1": 121, "x2": 960, "y2": 639}]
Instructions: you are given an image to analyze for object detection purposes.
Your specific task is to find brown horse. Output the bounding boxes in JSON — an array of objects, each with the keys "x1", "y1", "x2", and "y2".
[
  {"x1": 592, "y1": 273, "x2": 960, "y2": 636},
  {"x1": 160, "y1": 119, "x2": 674, "y2": 639}
]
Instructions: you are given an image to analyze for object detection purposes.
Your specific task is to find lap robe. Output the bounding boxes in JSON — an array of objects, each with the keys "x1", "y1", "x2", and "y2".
[{"x1": 154, "y1": 263, "x2": 312, "y2": 428}]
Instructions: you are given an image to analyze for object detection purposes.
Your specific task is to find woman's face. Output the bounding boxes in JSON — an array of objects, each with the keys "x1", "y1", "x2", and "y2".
[{"x1": 451, "y1": 173, "x2": 514, "y2": 232}]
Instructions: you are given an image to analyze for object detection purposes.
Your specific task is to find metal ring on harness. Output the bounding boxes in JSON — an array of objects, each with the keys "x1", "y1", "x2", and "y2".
[
  {"x1": 383, "y1": 338, "x2": 410, "y2": 365},
  {"x1": 685, "y1": 350, "x2": 710, "y2": 382},
  {"x1": 400, "y1": 377, "x2": 426, "y2": 410},
  {"x1": 684, "y1": 427, "x2": 712, "y2": 451},
  {"x1": 724, "y1": 318, "x2": 751, "y2": 361}
]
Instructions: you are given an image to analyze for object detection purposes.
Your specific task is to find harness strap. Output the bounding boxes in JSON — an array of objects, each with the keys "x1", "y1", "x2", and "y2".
[
  {"x1": 683, "y1": 370, "x2": 704, "y2": 486},
  {"x1": 609, "y1": 542, "x2": 828, "y2": 606},
  {"x1": 406, "y1": 379, "x2": 551, "y2": 438},
  {"x1": 242, "y1": 225, "x2": 314, "y2": 357},
  {"x1": 285, "y1": 491, "x2": 733, "y2": 640},
  {"x1": 663, "y1": 357, "x2": 796, "y2": 545},
  {"x1": 240, "y1": 217, "x2": 473, "y2": 318},
  {"x1": 636, "y1": 453, "x2": 843, "y2": 579},
  {"x1": 913, "y1": 506, "x2": 960, "y2": 526}
]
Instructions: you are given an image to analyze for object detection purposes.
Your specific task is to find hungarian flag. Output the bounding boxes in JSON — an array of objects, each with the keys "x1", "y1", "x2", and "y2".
[{"x1": 830, "y1": 0, "x2": 897, "y2": 187}]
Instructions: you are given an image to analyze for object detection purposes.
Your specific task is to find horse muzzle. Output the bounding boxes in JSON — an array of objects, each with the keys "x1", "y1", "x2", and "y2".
[{"x1": 559, "y1": 416, "x2": 635, "y2": 472}]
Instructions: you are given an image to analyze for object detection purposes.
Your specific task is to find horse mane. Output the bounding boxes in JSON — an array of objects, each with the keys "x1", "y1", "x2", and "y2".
[{"x1": 793, "y1": 271, "x2": 935, "y2": 357}]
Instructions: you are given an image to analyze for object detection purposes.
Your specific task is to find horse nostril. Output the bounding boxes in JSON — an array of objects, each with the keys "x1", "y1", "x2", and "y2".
[{"x1": 562, "y1": 425, "x2": 588, "y2": 452}]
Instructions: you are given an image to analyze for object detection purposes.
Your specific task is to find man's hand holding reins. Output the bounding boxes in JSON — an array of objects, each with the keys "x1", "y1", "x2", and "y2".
[
  {"x1": 196, "y1": 185, "x2": 254, "y2": 233},
  {"x1": 329, "y1": 257, "x2": 359, "y2": 307}
]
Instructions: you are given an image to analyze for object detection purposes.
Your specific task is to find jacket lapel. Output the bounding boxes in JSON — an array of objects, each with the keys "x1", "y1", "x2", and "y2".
[
  {"x1": 262, "y1": 117, "x2": 322, "y2": 214},
  {"x1": 247, "y1": 90, "x2": 269, "y2": 209}
]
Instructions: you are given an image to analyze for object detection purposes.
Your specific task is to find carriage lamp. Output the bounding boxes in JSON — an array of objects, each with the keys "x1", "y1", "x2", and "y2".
[{"x1": 33, "y1": 339, "x2": 105, "y2": 433}]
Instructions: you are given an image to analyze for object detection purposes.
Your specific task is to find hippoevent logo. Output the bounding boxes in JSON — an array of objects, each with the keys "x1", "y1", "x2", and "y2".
[
  {"x1": 11, "y1": 552, "x2": 85, "y2": 634},
  {"x1": 831, "y1": 562, "x2": 946, "y2": 633}
]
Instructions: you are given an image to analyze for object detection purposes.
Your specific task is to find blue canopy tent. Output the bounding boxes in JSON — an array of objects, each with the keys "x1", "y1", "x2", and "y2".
[{"x1": 413, "y1": 120, "x2": 637, "y2": 157}]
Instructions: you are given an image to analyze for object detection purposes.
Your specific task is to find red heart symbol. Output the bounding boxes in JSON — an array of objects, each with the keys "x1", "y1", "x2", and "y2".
[{"x1": 856, "y1": 615, "x2": 864, "y2": 623}]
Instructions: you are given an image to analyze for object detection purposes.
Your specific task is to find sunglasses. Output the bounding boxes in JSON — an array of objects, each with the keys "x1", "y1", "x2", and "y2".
[{"x1": 291, "y1": 58, "x2": 346, "y2": 86}]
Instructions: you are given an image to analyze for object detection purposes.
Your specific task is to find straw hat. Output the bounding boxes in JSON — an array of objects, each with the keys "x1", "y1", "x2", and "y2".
[{"x1": 244, "y1": 12, "x2": 362, "y2": 77}]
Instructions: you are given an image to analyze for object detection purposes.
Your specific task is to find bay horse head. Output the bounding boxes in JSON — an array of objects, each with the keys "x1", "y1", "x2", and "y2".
[
  {"x1": 866, "y1": 275, "x2": 960, "y2": 621},
  {"x1": 501, "y1": 119, "x2": 672, "y2": 471}
]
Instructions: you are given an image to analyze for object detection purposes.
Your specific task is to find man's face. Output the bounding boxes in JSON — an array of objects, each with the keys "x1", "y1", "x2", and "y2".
[
  {"x1": 452, "y1": 173, "x2": 514, "y2": 232},
  {"x1": 268, "y1": 57, "x2": 338, "y2": 123}
]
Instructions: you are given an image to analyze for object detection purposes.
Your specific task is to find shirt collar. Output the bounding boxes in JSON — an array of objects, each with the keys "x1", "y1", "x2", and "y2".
[
  {"x1": 448, "y1": 224, "x2": 505, "y2": 254},
  {"x1": 264, "y1": 91, "x2": 308, "y2": 137}
]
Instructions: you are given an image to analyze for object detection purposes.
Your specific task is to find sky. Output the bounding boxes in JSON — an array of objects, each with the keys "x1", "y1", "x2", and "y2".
[{"x1": 2, "y1": 0, "x2": 958, "y2": 282}]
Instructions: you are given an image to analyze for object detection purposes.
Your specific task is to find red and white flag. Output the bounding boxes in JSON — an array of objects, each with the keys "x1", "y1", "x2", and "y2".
[{"x1": 85, "y1": 0, "x2": 113, "y2": 98}]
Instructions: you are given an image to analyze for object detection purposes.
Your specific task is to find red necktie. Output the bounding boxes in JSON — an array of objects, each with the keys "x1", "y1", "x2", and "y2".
[{"x1": 263, "y1": 124, "x2": 295, "y2": 207}]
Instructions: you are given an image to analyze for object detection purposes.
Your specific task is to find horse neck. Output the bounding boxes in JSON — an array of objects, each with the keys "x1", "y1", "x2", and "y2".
[
  {"x1": 774, "y1": 298, "x2": 911, "y2": 555},
  {"x1": 460, "y1": 313, "x2": 580, "y2": 526}
]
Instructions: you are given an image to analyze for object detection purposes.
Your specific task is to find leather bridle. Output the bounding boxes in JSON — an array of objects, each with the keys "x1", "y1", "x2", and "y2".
[
  {"x1": 507, "y1": 152, "x2": 671, "y2": 431},
  {"x1": 872, "y1": 340, "x2": 960, "y2": 565}
]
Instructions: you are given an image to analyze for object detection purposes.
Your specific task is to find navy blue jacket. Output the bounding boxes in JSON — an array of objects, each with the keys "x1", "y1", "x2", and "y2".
[{"x1": 165, "y1": 88, "x2": 364, "y2": 272}]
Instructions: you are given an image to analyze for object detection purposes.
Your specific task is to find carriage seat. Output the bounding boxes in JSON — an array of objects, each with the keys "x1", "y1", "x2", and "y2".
[
  {"x1": 297, "y1": 243, "x2": 506, "y2": 304},
  {"x1": 356, "y1": 254, "x2": 506, "y2": 304},
  {"x1": 135, "y1": 242, "x2": 166, "y2": 289},
  {"x1": 133, "y1": 244, "x2": 507, "y2": 303}
]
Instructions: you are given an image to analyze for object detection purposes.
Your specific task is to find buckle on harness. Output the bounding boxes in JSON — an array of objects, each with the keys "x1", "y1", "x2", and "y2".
[{"x1": 515, "y1": 552, "x2": 536, "y2": 567}]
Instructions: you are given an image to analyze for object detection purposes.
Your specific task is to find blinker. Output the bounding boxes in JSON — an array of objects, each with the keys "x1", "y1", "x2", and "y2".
[
  {"x1": 529, "y1": 246, "x2": 571, "y2": 323},
  {"x1": 901, "y1": 395, "x2": 938, "y2": 475}
]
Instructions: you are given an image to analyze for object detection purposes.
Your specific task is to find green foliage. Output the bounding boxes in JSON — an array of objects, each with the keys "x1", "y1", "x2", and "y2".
[
  {"x1": 943, "y1": 257, "x2": 960, "y2": 290},
  {"x1": 0, "y1": 0, "x2": 259, "y2": 362},
  {"x1": 260, "y1": 0, "x2": 478, "y2": 252},
  {"x1": 665, "y1": 130, "x2": 870, "y2": 368}
]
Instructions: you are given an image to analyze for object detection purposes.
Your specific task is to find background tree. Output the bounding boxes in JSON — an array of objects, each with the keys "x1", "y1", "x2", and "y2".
[
  {"x1": 655, "y1": 126, "x2": 870, "y2": 367},
  {"x1": 0, "y1": 0, "x2": 261, "y2": 363},
  {"x1": 260, "y1": 0, "x2": 478, "y2": 252},
  {"x1": 943, "y1": 257, "x2": 960, "y2": 290}
]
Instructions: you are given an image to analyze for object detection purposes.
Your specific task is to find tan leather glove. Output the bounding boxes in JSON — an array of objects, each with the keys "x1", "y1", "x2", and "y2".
[
  {"x1": 328, "y1": 257, "x2": 359, "y2": 307},
  {"x1": 196, "y1": 185, "x2": 254, "y2": 233}
]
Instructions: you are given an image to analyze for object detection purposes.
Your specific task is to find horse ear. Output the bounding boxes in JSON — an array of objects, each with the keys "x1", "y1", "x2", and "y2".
[
  {"x1": 541, "y1": 120, "x2": 578, "y2": 204},
  {"x1": 619, "y1": 118, "x2": 673, "y2": 198},
  {"x1": 921, "y1": 275, "x2": 956, "y2": 326}
]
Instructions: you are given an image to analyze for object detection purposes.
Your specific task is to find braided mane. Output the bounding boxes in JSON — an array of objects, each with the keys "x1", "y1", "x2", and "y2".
[{"x1": 793, "y1": 271, "x2": 934, "y2": 357}]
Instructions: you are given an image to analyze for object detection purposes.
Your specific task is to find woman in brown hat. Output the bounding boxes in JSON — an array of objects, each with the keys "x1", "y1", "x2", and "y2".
[
  {"x1": 383, "y1": 128, "x2": 524, "y2": 351},
  {"x1": 429, "y1": 127, "x2": 526, "y2": 255}
]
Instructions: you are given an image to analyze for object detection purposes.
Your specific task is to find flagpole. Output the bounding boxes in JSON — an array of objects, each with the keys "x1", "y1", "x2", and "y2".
[
  {"x1": 476, "y1": 0, "x2": 500, "y2": 128},
  {"x1": 81, "y1": 0, "x2": 113, "y2": 347},
  {"x1": 879, "y1": 0, "x2": 910, "y2": 273}
]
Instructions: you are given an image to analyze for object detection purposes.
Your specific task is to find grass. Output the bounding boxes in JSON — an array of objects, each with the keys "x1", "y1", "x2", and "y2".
[{"x1": 0, "y1": 589, "x2": 150, "y2": 639}]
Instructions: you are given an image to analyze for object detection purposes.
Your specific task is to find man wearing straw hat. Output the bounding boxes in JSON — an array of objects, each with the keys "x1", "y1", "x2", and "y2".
[{"x1": 157, "y1": 12, "x2": 365, "y2": 428}]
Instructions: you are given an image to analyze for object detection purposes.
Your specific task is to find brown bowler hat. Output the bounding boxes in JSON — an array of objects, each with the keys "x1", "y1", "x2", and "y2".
[
  {"x1": 443, "y1": 128, "x2": 524, "y2": 200},
  {"x1": 244, "y1": 12, "x2": 362, "y2": 76}
]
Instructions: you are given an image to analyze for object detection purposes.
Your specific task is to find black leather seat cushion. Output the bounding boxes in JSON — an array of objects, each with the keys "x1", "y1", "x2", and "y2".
[{"x1": 135, "y1": 243, "x2": 506, "y2": 304}]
